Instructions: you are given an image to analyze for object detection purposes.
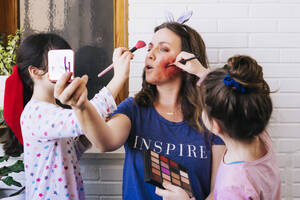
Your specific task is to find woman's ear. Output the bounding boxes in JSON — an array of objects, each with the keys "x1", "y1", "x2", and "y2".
[{"x1": 28, "y1": 65, "x2": 43, "y2": 80}]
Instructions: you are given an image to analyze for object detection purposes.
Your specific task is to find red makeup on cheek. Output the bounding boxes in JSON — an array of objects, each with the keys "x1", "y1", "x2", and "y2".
[
  {"x1": 165, "y1": 67, "x2": 181, "y2": 78},
  {"x1": 159, "y1": 57, "x2": 181, "y2": 78}
]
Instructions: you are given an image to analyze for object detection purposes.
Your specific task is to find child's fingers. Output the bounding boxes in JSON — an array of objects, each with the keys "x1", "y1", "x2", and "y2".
[
  {"x1": 113, "y1": 47, "x2": 128, "y2": 63},
  {"x1": 175, "y1": 51, "x2": 194, "y2": 62},
  {"x1": 173, "y1": 61, "x2": 187, "y2": 70},
  {"x1": 75, "y1": 90, "x2": 88, "y2": 109},
  {"x1": 56, "y1": 77, "x2": 82, "y2": 104},
  {"x1": 122, "y1": 51, "x2": 134, "y2": 63},
  {"x1": 71, "y1": 82, "x2": 86, "y2": 104},
  {"x1": 82, "y1": 75, "x2": 88, "y2": 84},
  {"x1": 71, "y1": 75, "x2": 88, "y2": 104},
  {"x1": 54, "y1": 72, "x2": 72, "y2": 98},
  {"x1": 120, "y1": 51, "x2": 131, "y2": 60}
]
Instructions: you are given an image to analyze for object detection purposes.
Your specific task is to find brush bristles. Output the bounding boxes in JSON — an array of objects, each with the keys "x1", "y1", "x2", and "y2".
[{"x1": 136, "y1": 40, "x2": 146, "y2": 49}]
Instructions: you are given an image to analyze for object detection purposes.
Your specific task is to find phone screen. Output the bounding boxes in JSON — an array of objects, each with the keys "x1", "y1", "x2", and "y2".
[{"x1": 48, "y1": 49, "x2": 74, "y2": 82}]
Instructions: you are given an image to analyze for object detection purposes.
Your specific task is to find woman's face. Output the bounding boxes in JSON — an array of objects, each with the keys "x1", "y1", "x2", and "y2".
[{"x1": 145, "y1": 28, "x2": 182, "y2": 85}]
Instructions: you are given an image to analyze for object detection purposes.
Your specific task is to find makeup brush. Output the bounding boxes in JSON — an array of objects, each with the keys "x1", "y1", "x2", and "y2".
[
  {"x1": 97, "y1": 40, "x2": 146, "y2": 77},
  {"x1": 166, "y1": 56, "x2": 200, "y2": 68}
]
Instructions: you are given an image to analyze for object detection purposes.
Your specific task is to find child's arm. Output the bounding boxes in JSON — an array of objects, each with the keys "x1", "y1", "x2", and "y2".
[
  {"x1": 90, "y1": 47, "x2": 132, "y2": 118},
  {"x1": 207, "y1": 145, "x2": 226, "y2": 199},
  {"x1": 214, "y1": 187, "x2": 258, "y2": 200},
  {"x1": 106, "y1": 47, "x2": 132, "y2": 99},
  {"x1": 54, "y1": 49, "x2": 133, "y2": 152}
]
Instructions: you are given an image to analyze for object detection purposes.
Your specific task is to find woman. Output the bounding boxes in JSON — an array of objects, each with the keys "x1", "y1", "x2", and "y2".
[{"x1": 56, "y1": 22, "x2": 225, "y2": 200}]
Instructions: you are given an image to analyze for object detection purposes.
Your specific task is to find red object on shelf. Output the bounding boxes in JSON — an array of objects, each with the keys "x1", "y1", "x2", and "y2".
[{"x1": 3, "y1": 65, "x2": 24, "y2": 144}]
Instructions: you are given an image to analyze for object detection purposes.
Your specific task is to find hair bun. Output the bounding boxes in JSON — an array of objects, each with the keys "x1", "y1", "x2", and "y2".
[{"x1": 224, "y1": 55, "x2": 270, "y2": 93}]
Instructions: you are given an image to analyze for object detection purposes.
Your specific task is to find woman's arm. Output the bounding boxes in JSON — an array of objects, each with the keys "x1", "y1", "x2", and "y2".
[{"x1": 206, "y1": 144, "x2": 225, "y2": 200}]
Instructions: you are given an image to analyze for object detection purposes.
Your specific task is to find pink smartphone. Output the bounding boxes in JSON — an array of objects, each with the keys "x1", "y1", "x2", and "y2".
[{"x1": 48, "y1": 49, "x2": 74, "y2": 82}]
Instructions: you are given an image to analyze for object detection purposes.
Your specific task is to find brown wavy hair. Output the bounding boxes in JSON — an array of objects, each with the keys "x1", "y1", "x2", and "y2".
[
  {"x1": 199, "y1": 55, "x2": 273, "y2": 141},
  {"x1": 134, "y1": 22, "x2": 208, "y2": 130}
]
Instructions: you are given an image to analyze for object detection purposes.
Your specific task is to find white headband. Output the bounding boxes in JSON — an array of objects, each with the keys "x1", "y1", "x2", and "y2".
[{"x1": 164, "y1": 9, "x2": 193, "y2": 24}]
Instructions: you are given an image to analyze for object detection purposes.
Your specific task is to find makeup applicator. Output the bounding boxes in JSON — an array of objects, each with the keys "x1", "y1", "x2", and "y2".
[
  {"x1": 166, "y1": 56, "x2": 200, "y2": 68},
  {"x1": 97, "y1": 40, "x2": 146, "y2": 77}
]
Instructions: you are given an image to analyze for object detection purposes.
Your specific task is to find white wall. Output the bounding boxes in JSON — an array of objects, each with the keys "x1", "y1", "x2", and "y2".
[
  {"x1": 128, "y1": 0, "x2": 300, "y2": 199},
  {"x1": 0, "y1": 76, "x2": 7, "y2": 107}
]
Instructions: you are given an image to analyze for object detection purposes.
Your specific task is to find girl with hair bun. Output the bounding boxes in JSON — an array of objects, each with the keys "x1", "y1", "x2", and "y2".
[{"x1": 157, "y1": 55, "x2": 281, "y2": 200}]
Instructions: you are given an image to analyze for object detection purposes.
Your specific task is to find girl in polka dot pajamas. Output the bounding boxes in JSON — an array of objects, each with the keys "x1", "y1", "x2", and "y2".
[{"x1": 10, "y1": 33, "x2": 133, "y2": 200}]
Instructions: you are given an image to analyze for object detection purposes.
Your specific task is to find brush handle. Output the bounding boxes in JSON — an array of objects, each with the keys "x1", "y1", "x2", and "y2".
[
  {"x1": 97, "y1": 47, "x2": 139, "y2": 78},
  {"x1": 97, "y1": 63, "x2": 114, "y2": 77},
  {"x1": 166, "y1": 56, "x2": 200, "y2": 68},
  {"x1": 179, "y1": 56, "x2": 200, "y2": 65}
]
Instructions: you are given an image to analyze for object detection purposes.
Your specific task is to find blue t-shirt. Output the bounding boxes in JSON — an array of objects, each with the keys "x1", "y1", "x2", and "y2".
[{"x1": 111, "y1": 97, "x2": 224, "y2": 200}]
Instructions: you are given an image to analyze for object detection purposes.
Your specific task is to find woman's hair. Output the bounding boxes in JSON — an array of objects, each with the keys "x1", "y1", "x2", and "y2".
[
  {"x1": 17, "y1": 33, "x2": 71, "y2": 101},
  {"x1": 134, "y1": 22, "x2": 208, "y2": 130},
  {"x1": 199, "y1": 55, "x2": 273, "y2": 142}
]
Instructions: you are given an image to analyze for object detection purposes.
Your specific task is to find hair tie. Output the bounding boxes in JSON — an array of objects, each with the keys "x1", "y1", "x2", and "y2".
[
  {"x1": 3, "y1": 65, "x2": 24, "y2": 144},
  {"x1": 223, "y1": 74, "x2": 252, "y2": 94},
  {"x1": 164, "y1": 8, "x2": 193, "y2": 24}
]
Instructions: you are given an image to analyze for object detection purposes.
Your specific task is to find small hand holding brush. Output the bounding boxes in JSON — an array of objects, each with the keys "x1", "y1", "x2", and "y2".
[
  {"x1": 97, "y1": 40, "x2": 146, "y2": 77},
  {"x1": 166, "y1": 56, "x2": 200, "y2": 68}
]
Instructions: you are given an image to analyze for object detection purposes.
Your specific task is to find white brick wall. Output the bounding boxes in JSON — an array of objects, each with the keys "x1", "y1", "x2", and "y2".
[{"x1": 128, "y1": 1, "x2": 300, "y2": 199}]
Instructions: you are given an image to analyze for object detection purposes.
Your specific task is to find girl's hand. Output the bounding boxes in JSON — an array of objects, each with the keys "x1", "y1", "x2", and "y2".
[
  {"x1": 54, "y1": 72, "x2": 89, "y2": 110},
  {"x1": 155, "y1": 183, "x2": 191, "y2": 200},
  {"x1": 173, "y1": 51, "x2": 207, "y2": 78},
  {"x1": 106, "y1": 47, "x2": 134, "y2": 99},
  {"x1": 112, "y1": 47, "x2": 134, "y2": 81}
]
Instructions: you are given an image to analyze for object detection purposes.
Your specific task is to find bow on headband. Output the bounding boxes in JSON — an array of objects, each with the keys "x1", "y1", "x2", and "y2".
[
  {"x1": 164, "y1": 9, "x2": 193, "y2": 24},
  {"x1": 223, "y1": 74, "x2": 253, "y2": 94}
]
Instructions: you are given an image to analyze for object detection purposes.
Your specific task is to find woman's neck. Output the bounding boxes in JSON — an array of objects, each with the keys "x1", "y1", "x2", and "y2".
[
  {"x1": 223, "y1": 135, "x2": 267, "y2": 164},
  {"x1": 154, "y1": 80, "x2": 183, "y2": 122},
  {"x1": 156, "y1": 78, "x2": 181, "y2": 106}
]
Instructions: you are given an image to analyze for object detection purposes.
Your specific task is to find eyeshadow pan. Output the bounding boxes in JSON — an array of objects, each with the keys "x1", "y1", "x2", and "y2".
[
  {"x1": 151, "y1": 151, "x2": 159, "y2": 158},
  {"x1": 171, "y1": 171, "x2": 180, "y2": 180},
  {"x1": 152, "y1": 168, "x2": 161, "y2": 176},
  {"x1": 144, "y1": 150, "x2": 193, "y2": 197},
  {"x1": 153, "y1": 174, "x2": 162, "y2": 182},
  {"x1": 181, "y1": 176, "x2": 190, "y2": 184},
  {"x1": 152, "y1": 162, "x2": 160, "y2": 170},
  {"x1": 160, "y1": 161, "x2": 169, "y2": 169},
  {"x1": 160, "y1": 155, "x2": 168, "y2": 163},
  {"x1": 172, "y1": 177, "x2": 181, "y2": 186},
  {"x1": 170, "y1": 160, "x2": 178, "y2": 168},
  {"x1": 180, "y1": 170, "x2": 188, "y2": 178},
  {"x1": 162, "y1": 173, "x2": 171, "y2": 181},
  {"x1": 182, "y1": 182, "x2": 192, "y2": 191},
  {"x1": 151, "y1": 156, "x2": 159, "y2": 164},
  {"x1": 161, "y1": 167, "x2": 169, "y2": 175}
]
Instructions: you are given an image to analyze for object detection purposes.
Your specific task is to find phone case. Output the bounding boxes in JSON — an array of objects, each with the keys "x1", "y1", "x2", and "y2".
[{"x1": 48, "y1": 49, "x2": 74, "y2": 82}]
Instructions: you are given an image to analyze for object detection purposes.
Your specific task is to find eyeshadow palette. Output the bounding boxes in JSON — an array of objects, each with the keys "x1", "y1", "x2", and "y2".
[{"x1": 144, "y1": 150, "x2": 193, "y2": 197}]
